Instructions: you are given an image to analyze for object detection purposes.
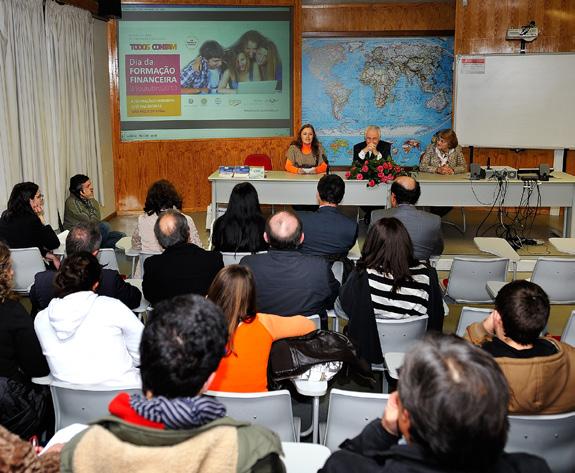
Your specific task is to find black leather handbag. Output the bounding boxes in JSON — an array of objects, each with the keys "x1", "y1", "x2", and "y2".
[{"x1": 267, "y1": 330, "x2": 368, "y2": 389}]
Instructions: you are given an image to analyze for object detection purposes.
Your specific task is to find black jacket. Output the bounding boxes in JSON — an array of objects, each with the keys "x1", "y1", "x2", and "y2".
[
  {"x1": 352, "y1": 141, "x2": 392, "y2": 164},
  {"x1": 0, "y1": 213, "x2": 59, "y2": 256},
  {"x1": 320, "y1": 419, "x2": 551, "y2": 473},
  {"x1": 30, "y1": 268, "x2": 142, "y2": 313},
  {"x1": 240, "y1": 249, "x2": 339, "y2": 317},
  {"x1": 143, "y1": 243, "x2": 224, "y2": 305}
]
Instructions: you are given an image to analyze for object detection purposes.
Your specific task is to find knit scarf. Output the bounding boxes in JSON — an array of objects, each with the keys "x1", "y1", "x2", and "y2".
[{"x1": 129, "y1": 394, "x2": 226, "y2": 430}]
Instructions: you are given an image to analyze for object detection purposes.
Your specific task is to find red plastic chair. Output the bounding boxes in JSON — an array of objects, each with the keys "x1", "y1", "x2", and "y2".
[{"x1": 244, "y1": 154, "x2": 272, "y2": 170}]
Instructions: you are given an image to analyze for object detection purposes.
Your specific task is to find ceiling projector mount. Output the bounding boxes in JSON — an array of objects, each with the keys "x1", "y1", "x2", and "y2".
[{"x1": 506, "y1": 21, "x2": 538, "y2": 53}]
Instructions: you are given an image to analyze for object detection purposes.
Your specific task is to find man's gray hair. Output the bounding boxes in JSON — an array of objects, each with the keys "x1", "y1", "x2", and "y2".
[
  {"x1": 154, "y1": 209, "x2": 190, "y2": 249},
  {"x1": 365, "y1": 125, "x2": 381, "y2": 137},
  {"x1": 66, "y1": 222, "x2": 102, "y2": 255}
]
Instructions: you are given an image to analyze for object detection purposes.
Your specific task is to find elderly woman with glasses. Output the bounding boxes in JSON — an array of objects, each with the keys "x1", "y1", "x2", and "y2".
[{"x1": 419, "y1": 129, "x2": 467, "y2": 175}]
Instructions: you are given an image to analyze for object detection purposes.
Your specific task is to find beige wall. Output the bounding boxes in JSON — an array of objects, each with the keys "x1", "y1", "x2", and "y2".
[{"x1": 93, "y1": 19, "x2": 115, "y2": 219}]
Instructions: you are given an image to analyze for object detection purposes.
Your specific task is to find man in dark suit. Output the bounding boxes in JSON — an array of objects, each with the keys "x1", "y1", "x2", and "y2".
[
  {"x1": 353, "y1": 125, "x2": 392, "y2": 223},
  {"x1": 298, "y1": 174, "x2": 358, "y2": 258},
  {"x1": 143, "y1": 210, "x2": 223, "y2": 305},
  {"x1": 352, "y1": 125, "x2": 392, "y2": 165},
  {"x1": 371, "y1": 176, "x2": 443, "y2": 261},
  {"x1": 240, "y1": 211, "x2": 339, "y2": 322},
  {"x1": 29, "y1": 222, "x2": 141, "y2": 313}
]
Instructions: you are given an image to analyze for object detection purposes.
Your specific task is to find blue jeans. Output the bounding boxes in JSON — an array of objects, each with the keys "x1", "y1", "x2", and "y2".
[{"x1": 99, "y1": 221, "x2": 125, "y2": 248}]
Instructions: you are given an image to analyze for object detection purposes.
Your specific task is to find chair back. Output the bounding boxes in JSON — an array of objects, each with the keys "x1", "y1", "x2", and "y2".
[
  {"x1": 10, "y1": 247, "x2": 45, "y2": 294},
  {"x1": 206, "y1": 390, "x2": 298, "y2": 441},
  {"x1": 331, "y1": 261, "x2": 343, "y2": 284},
  {"x1": 562, "y1": 310, "x2": 575, "y2": 346},
  {"x1": 375, "y1": 314, "x2": 428, "y2": 354},
  {"x1": 281, "y1": 442, "x2": 331, "y2": 473},
  {"x1": 506, "y1": 411, "x2": 575, "y2": 473},
  {"x1": 97, "y1": 248, "x2": 119, "y2": 271},
  {"x1": 324, "y1": 389, "x2": 389, "y2": 451},
  {"x1": 531, "y1": 257, "x2": 575, "y2": 303},
  {"x1": 455, "y1": 306, "x2": 492, "y2": 336},
  {"x1": 139, "y1": 251, "x2": 161, "y2": 277},
  {"x1": 50, "y1": 381, "x2": 141, "y2": 431},
  {"x1": 446, "y1": 257, "x2": 508, "y2": 303},
  {"x1": 244, "y1": 154, "x2": 272, "y2": 170},
  {"x1": 221, "y1": 251, "x2": 266, "y2": 266},
  {"x1": 306, "y1": 314, "x2": 321, "y2": 330}
]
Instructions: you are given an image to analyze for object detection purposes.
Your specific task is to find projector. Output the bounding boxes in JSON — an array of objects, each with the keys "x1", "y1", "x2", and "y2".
[
  {"x1": 506, "y1": 26, "x2": 538, "y2": 42},
  {"x1": 482, "y1": 166, "x2": 518, "y2": 180}
]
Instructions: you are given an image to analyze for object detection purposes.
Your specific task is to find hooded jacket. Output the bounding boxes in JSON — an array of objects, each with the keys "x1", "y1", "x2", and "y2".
[
  {"x1": 465, "y1": 322, "x2": 575, "y2": 414},
  {"x1": 34, "y1": 291, "x2": 143, "y2": 387}
]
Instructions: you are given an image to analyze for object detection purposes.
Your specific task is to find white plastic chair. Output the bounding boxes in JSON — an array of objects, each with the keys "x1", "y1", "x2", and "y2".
[
  {"x1": 115, "y1": 236, "x2": 139, "y2": 277},
  {"x1": 375, "y1": 314, "x2": 428, "y2": 354},
  {"x1": 206, "y1": 390, "x2": 300, "y2": 442},
  {"x1": 444, "y1": 257, "x2": 509, "y2": 303},
  {"x1": 562, "y1": 310, "x2": 575, "y2": 346},
  {"x1": 307, "y1": 314, "x2": 321, "y2": 330},
  {"x1": 49, "y1": 380, "x2": 141, "y2": 431},
  {"x1": 506, "y1": 411, "x2": 575, "y2": 473},
  {"x1": 331, "y1": 261, "x2": 343, "y2": 284},
  {"x1": 455, "y1": 306, "x2": 492, "y2": 336},
  {"x1": 531, "y1": 257, "x2": 575, "y2": 304},
  {"x1": 221, "y1": 251, "x2": 267, "y2": 266},
  {"x1": 125, "y1": 278, "x2": 151, "y2": 321},
  {"x1": 139, "y1": 251, "x2": 161, "y2": 278},
  {"x1": 97, "y1": 248, "x2": 119, "y2": 271},
  {"x1": 323, "y1": 389, "x2": 389, "y2": 451},
  {"x1": 10, "y1": 247, "x2": 45, "y2": 294},
  {"x1": 281, "y1": 442, "x2": 331, "y2": 473}
]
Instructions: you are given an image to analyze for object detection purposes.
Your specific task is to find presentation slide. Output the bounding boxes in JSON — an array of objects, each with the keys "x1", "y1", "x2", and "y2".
[{"x1": 118, "y1": 5, "x2": 292, "y2": 141}]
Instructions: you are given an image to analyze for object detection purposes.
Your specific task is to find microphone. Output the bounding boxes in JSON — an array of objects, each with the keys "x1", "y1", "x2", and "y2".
[
  {"x1": 487, "y1": 157, "x2": 491, "y2": 170},
  {"x1": 322, "y1": 154, "x2": 330, "y2": 175}
]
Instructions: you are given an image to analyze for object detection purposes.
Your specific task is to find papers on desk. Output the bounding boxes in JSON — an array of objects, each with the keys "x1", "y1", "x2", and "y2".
[{"x1": 218, "y1": 166, "x2": 265, "y2": 179}]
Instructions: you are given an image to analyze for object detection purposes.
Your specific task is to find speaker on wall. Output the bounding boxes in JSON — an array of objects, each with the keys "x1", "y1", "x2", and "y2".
[{"x1": 98, "y1": 0, "x2": 121, "y2": 20}]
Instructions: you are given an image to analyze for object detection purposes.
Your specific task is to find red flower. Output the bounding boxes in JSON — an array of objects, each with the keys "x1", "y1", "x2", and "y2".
[
  {"x1": 378, "y1": 172, "x2": 384, "y2": 178},
  {"x1": 377, "y1": 165, "x2": 384, "y2": 172},
  {"x1": 361, "y1": 166, "x2": 368, "y2": 173},
  {"x1": 345, "y1": 171, "x2": 351, "y2": 178},
  {"x1": 395, "y1": 165, "x2": 401, "y2": 172},
  {"x1": 364, "y1": 160, "x2": 369, "y2": 165},
  {"x1": 368, "y1": 180, "x2": 375, "y2": 187},
  {"x1": 356, "y1": 173, "x2": 364, "y2": 180}
]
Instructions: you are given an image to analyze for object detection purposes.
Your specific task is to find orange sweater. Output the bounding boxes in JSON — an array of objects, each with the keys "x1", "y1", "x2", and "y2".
[
  {"x1": 210, "y1": 313, "x2": 316, "y2": 392},
  {"x1": 285, "y1": 144, "x2": 328, "y2": 174}
]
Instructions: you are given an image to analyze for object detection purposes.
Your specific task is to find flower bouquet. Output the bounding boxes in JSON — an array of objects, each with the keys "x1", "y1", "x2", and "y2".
[{"x1": 345, "y1": 155, "x2": 404, "y2": 187}]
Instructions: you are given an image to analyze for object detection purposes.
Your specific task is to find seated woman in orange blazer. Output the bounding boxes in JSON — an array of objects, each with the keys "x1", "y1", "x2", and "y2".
[{"x1": 285, "y1": 123, "x2": 328, "y2": 174}]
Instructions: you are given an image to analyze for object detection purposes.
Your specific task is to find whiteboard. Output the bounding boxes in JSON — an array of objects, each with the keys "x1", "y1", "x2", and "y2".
[{"x1": 454, "y1": 53, "x2": 575, "y2": 149}]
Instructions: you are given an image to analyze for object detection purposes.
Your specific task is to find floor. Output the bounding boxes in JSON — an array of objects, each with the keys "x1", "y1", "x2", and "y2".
[{"x1": 108, "y1": 207, "x2": 573, "y2": 337}]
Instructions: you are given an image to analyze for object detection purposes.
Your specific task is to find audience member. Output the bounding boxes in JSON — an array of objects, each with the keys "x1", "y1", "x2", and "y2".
[
  {"x1": 320, "y1": 333, "x2": 551, "y2": 473},
  {"x1": 466, "y1": 280, "x2": 575, "y2": 414},
  {"x1": 285, "y1": 123, "x2": 327, "y2": 174},
  {"x1": 60, "y1": 294, "x2": 284, "y2": 472},
  {"x1": 208, "y1": 265, "x2": 315, "y2": 392},
  {"x1": 63, "y1": 174, "x2": 125, "y2": 248},
  {"x1": 240, "y1": 211, "x2": 339, "y2": 321},
  {"x1": 143, "y1": 210, "x2": 223, "y2": 304},
  {"x1": 298, "y1": 174, "x2": 358, "y2": 258},
  {"x1": 371, "y1": 176, "x2": 443, "y2": 261},
  {"x1": 30, "y1": 222, "x2": 141, "y2": 314},
  {"x1": 34, "y1": 253, "x2": 143, "y2": 386},
  {"x1": 131, "y1": 179, "x2": 201, "y2": 253},
  {"x1": 0, "y1": 182, "x2": 59, "y2": 266},
  {"x1": 0, "y1": 241, "x2": 51, "y2": 439},
  {"x1": 336, "y1": 218, "x2": 443, "y2": 364},
  {"x1": 211, "y1": 182, "x2": 267, "y2": 253}
]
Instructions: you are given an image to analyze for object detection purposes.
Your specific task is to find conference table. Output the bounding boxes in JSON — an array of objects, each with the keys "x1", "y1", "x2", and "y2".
[{"x1": 208, "y1": 170, "x2": 575, "y2": 237}]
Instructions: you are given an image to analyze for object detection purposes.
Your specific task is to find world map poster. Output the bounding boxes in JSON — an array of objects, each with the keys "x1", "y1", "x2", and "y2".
[{"x1": 302, "y1": 37, "x2": 454, "y2": 167}]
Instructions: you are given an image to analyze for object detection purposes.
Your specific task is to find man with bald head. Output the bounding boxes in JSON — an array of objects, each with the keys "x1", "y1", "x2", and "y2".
[
  {"x1": 241, "y1": 210, "x2": 339, "y2": 322},
  {"x1": 371, "y1": 176, "x2": 443, "y2": 261},
  {"x1": 142, "y1": 209, "x2": 223, "y2": 304}
]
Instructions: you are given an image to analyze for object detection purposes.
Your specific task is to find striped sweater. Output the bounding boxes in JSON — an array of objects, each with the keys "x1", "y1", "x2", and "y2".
[{"x1": 367, "y1": 264, "x2": 430, "y2": 319}]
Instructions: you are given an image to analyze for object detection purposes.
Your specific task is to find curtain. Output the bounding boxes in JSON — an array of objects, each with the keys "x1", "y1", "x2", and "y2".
[{"x1": 0, "y1": 0, "x2": 101, "y2": 225}]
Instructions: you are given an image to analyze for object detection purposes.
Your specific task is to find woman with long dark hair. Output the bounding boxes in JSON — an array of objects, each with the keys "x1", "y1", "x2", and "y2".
[
  {"x1": 337, "y1": 218, "x2": 438, "y2": 363},
  {"x1": 285, "y1": 123, "x2": 328, "y2": 174},
  {"x1": 208, "y1": 265, "x2": 315, "y2": 392},
  {"x1": 0, "y1": 182, "x2": 59, "y2": 261},
  {"x1": 211, "y1": 182, "x2": 267, "y2": 253},
  {"x1": 0, "y1": 241, "x2": 51, "y2": 439},
  {"x1": 131, "y1": 179, "x2": 201, "y2": 253}
]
